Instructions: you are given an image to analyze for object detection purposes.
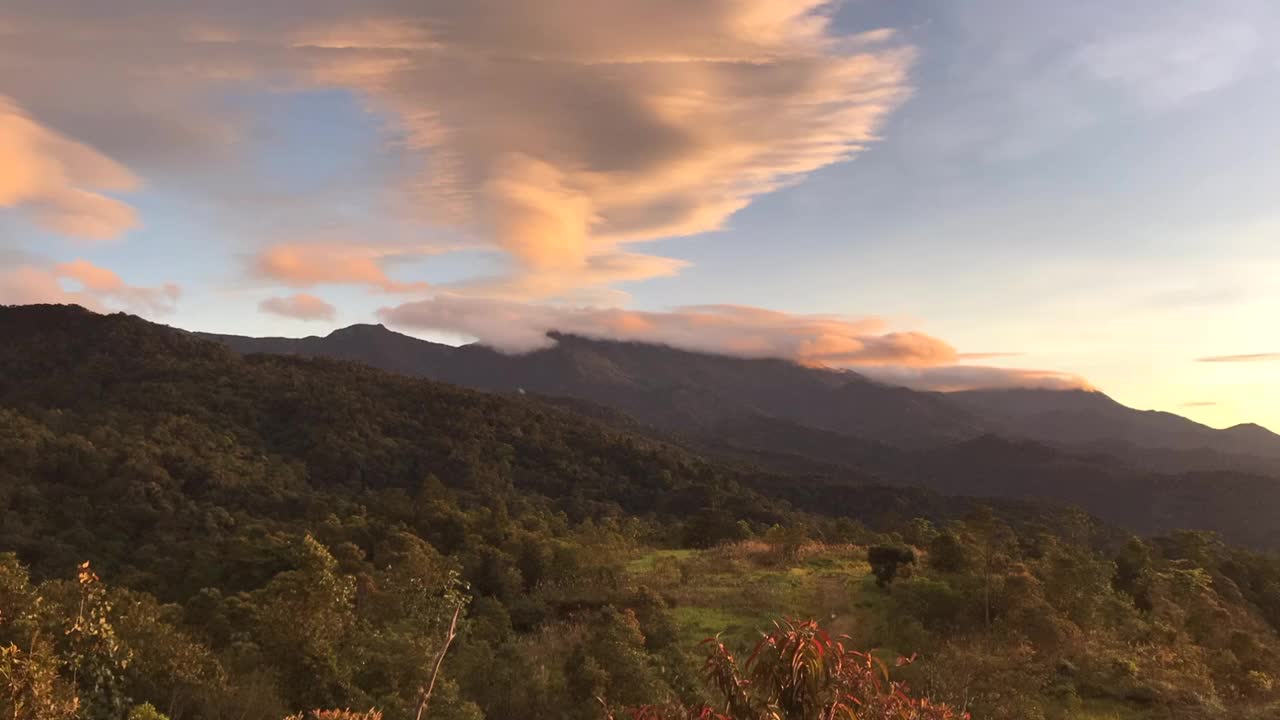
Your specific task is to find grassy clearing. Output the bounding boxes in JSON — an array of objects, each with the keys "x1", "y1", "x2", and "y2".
[
  {"x1": 624, "y1": 541, "x2": 875, "y2": 648},
  {"x1": 625, "y1": 548, "x2": 697, "y2": 574}
]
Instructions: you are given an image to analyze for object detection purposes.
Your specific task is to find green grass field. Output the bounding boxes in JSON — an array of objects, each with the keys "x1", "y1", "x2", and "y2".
[{"x1": 624, "y1": 542, "x2": 875, "y2": 648}]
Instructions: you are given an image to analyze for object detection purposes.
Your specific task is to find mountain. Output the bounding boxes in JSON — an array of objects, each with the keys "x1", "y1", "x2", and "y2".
[
  {"x1": 201, "y1": 323, "x2": 1280, "y2": 471},
  {"x1": 952, "y1": 388, "x2": 1280, "y2": 469},
  {"x1": 186, "y1": 316, "x2": 1280, "y2": 546},
  {"x1": 199, "y1": 325, "x2": 991, "y2": 448}
]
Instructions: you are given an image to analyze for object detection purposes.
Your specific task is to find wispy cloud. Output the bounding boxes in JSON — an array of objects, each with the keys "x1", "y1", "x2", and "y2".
[
  {"x1": 259, "y1": 293, "x2": 336, "y2": 322},
  {"x1": 1197, "y1": 353, "x2": 1280, "y2": 363},
  {"x1": 333, "y1": 1, "x2": 915, "y2": 297},
  {"x1": 0, "y1": 258, "x2": 179, "y2": 314},
  {"x1": 253, "y1": 244, "x2": 430, "y2": 294},
  {"x1": 861, "y1": 365, "x2": 1092, "y2": 393},
  {"x1": 1075, "y1": 14, "x2": 1261, "y2": 108},
  {"x1": 377, "y1": 295, "x2": 1091, "y2": 391},
  {"x1": 0, "y1": 96, "x2": 139, "y2": 240},
  {"x1": 378, "y1": 295, "x2": 957, "y2": 366},
  {"x1": 1180, "y1": 401, "x2": 1219, "y2": 408},
  {"x1": 0, "y1": 1, "x2": 915, "y2": 298},
  {"x1": 956, "y1": 352, "x2": 1025, "y2": 361}
]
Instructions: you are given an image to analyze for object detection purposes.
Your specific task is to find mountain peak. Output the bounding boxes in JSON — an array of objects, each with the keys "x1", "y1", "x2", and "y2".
[
  {"x1": 1226, "y1": 422, "x2": 1280, "y2": 438},
  {"x1": 327, "y1": 322, "x2": 391, "y2": 338}
]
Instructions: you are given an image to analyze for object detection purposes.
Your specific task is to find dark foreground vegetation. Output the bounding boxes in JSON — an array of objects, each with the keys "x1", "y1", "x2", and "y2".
[{"x1": 3, "y1": 305, "x2": 1280, "y2": 719}]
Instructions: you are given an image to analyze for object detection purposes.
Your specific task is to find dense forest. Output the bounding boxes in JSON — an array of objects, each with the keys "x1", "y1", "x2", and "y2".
[{"x1": 3, "y1": 305, "x2": 1280, "y2": 719}]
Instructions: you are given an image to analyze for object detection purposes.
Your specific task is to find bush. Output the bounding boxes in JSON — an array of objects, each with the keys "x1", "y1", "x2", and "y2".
[{"x1": 128, "y1": 705, "x2": 171, "y2": 720}]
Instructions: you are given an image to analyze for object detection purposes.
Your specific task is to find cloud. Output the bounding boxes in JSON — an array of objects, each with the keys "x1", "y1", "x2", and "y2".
[
  {"x1": 376, "y1": 296, "x2": 1089, "y2": 391},
  {"x1": 0, "y1": 258, "x2": 179, "y2": 314},
  {"x1": 253, "y1": 244, "x2": 430, "y2": 293},
  {"x1": 0, "y1": 96, "x2": 139, "y2": 240},
  {"x1": 453, "y1": 251, "x2": 689, "y2": 301},
  {"x1": 0, "y1": 1, "x2": 914, "y2": 295},
  {"x1": 906, "y1": 1, "x2": 1276, "y2": 165},
  {"x1": 1181, "y1": 401, "x2": 1219, "y2": 408},
  {"x1": 956, "y1": 352, "x2": 1025, "y2": 361},
  {"x1": 259, "y1": 293, "x2": 337, "y2": 321},
  {"x1": 377, "y1": 295, "x2": 958, "y2": 367},
  {"x1": 351, "y1": 3, "x2": 915, "y2": 295},
  {"x1": 1075, "y1": 14, "x2": 1261, "y2": 108},
  {"x1": 860, "y1": 365, "x2": 1093, "y2": 393},
  {"x1": 1197, "y1": 353, "x2": 1280, "y2": 363},
  {"x1": 0, "y1": 266, "x2": 77, "y2": 306}
]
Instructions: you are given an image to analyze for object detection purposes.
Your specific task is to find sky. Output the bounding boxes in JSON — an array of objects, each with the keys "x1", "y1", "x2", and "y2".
[{"x1": 1, "y1": 0, "x2": 1277, "y2": 431}]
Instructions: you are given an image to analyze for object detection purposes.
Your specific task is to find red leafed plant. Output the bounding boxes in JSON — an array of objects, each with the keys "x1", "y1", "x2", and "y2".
[{"x1": 616, "y1": 618, "x2": 967, "y2": 720}]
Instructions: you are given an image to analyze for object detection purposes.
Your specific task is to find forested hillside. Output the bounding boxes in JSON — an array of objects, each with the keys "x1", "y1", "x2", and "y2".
[
  {"x1": 201, "y1": 321, "x2": 1280, "y2": 549},
  {"x1": 3, "y1": 305, "x2": 1280, "y2": 719}
]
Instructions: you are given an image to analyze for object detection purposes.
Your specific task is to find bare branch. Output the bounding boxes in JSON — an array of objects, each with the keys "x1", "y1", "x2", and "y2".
[{"x1": 413, "y1": 603, "x2": 462, "y2": 720}]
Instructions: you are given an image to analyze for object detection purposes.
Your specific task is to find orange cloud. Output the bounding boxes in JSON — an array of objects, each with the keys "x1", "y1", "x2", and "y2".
[
  {"x1": 377, "y1": 295, "x2": 957, "y2": 367},
  {"x1": 375, "y1": 295, "x2": 1091, "y2": 391},
  {"x1": 1197, "y1": 353, "x2": 1280, "y2": 363},
  {"x1": 0, "y1": 96, "x2": 139, "y2": 240},
  {"x1": 0, "y1": 266, "x2": 76, "y2": 306},
  {"x1": 253, "y1": 244, "x2": 429, "y2": 293},
  {"x1": 259, "y1": 293, "x2": 336, "y2": 321},
  {"x1": 0, "y1": 2, "x2": 914, "y2": 297},
  {"x1": 860, "y1": 366, "x2": 1093, "y2": 393},
  {"x1": 0, "y1": 259, "x2": 179, "y2": 314},
  {"x1": 455, "y1": 251, "x2": 690, "y2": 302},
  {"x1": 306, "y1": 1, "x2": 916, "y2": 296},
  {"x1": 55, "y1": 258, "x2": 125, "y2": 292}
]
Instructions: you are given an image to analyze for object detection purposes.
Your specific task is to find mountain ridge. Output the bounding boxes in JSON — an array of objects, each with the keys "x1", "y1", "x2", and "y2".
[
  {"x1": 199, "y1": 323, "x2": 993, "y2": 448},
  {"x1": 197, "y1": 321, "x2": 1280, "y2": 465}
]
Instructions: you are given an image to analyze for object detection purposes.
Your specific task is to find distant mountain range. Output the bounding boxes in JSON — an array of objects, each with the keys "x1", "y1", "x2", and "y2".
[
  {"x1": 1, "y1": 305, "x2": 1279, "y2": 547},
  {"x1": 953, "y1": 387, "x2": 1280, "y2": 464},
  {"x1": 198, "y1": 323, "x2": 1280, "y2": 471}
]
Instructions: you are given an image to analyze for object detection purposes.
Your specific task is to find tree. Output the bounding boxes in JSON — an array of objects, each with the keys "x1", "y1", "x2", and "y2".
[
  {"x1": 0, "y1": 554, "x2": 79, "y2": 720},
  {"x1": 868, "y1": 545, "x2": 917, "y2": 588},
  {"x1": 904, "y1": 518, "x2": 940, "y2": 548},
  {"x1": 65, "y1": 562, "x2": 133, "y2": 720},
  {"x1": 928, "y1": 532, "x2": 970, "y2": 574},
  {"x1": 963, "y1": 509, "x2": 1016, "y2": 630},
  {"x1": 253, "y1": 535, "x2": 358, "y2": 708},
  {"x1": 1113, "y1": 537, "x2": 1152, "y2": 604}
]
